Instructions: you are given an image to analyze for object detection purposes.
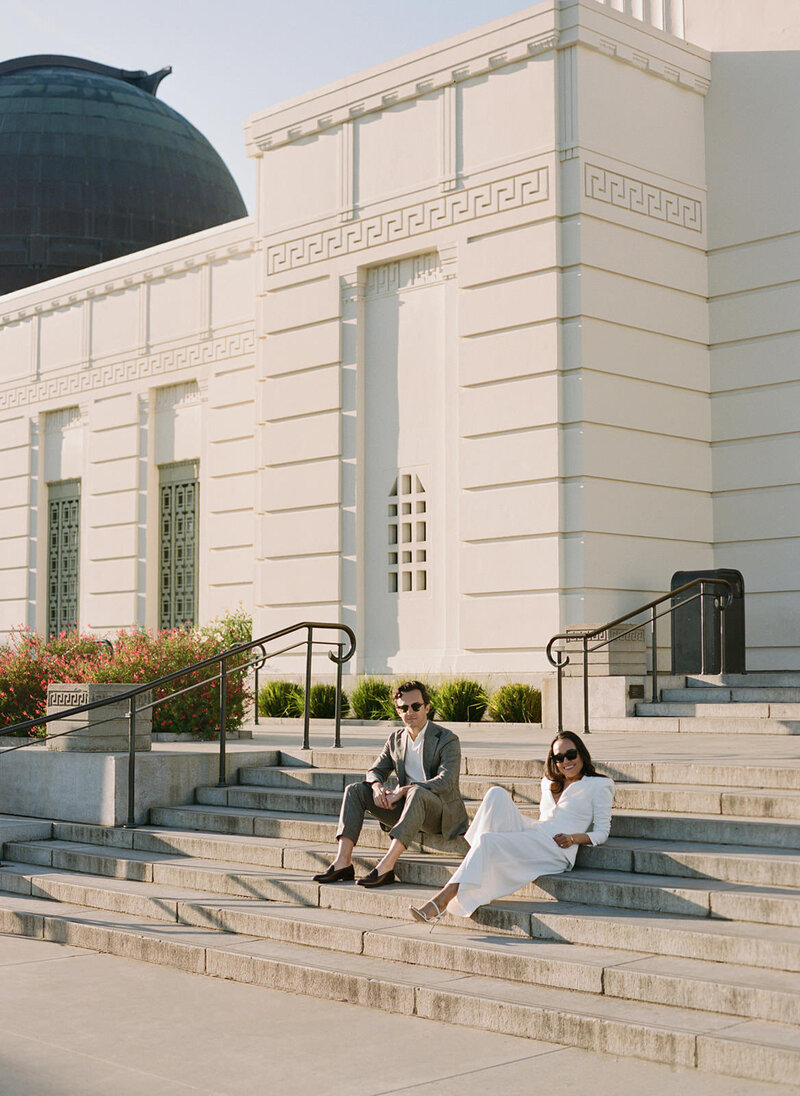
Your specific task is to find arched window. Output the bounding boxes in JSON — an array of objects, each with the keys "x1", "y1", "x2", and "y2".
[{"x1": 388, "y1": 473, "x2": 427, "y2": 593}]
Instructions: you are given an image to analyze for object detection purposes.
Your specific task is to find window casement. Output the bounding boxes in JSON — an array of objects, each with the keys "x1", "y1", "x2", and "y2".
[
  {"x1": 159, "y1": 460, "x2": 199, "y2": 630},
  {"x1": 47, "y1": 479, "x2": 80, "y2": 636},
  {"x1": 388, "y1": 473, "x2": 427, "y2": 593}
]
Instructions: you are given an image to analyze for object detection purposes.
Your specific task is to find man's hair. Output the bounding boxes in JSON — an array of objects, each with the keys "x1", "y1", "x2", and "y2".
[{"x1": 393, "y1": 679, "x2": 430, "y2": 705}]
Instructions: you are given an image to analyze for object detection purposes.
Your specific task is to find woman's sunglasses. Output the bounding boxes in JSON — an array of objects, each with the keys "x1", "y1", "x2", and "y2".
[
  {"x1": 552, "y1": 748, "x2": 579, "y2": 764},
  {"x1": 396, "y1": 701, "x2": 425, "y2": 712}
]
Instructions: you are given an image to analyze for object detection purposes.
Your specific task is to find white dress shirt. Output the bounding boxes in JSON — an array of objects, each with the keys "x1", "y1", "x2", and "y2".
[{"x1": 403, "y1": 721, "x2": 429, "y2": 784}]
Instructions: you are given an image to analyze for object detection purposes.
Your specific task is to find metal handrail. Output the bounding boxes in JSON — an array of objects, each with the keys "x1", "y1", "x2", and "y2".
[
  {"x1": 546, "y1": 578, "x2": 734, "y2": 735},
  {"x1": 0, "y1": 621, "x2": 356, "y2": 826}
]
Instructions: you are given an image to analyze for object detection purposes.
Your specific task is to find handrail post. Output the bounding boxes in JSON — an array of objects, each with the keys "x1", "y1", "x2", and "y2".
[
  {"x1": 556, "y1": 656, "x2": 564, "y2": 735},
  {"x1": 125, "y1": 695, "x2": 137, "y2": 829},
  {"x1": 333, "y1": 643, "x2": 343, "y2": 749},
  {"x1": 303, "y1": 625, "x2": 313, "y2": 751},
  {"x1": 582, "y1": 633, "x2": 590, "y2": 735},
  {"x1": 699, "y1": 581, "x2": 707, "y2": 675},
  {"x1": 254, "y1": 656, "x2": 259, "y2": 726},
  {"x1": 651, "y1": 604, "x2": 659, "y2": 703},
  {"x1": 217, "y1": 655, "x2": 228, "y2": 787}
]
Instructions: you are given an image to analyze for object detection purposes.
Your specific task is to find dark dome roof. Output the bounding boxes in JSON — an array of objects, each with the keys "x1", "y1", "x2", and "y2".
[{"x1": 0, "y1": 56, "x2": 247, "y2": 295}]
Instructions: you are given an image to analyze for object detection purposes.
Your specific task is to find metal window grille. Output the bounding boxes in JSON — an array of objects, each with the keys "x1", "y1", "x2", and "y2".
[
  {"x1": 48, "y1": 479, "x2": 80, "y2": 636},
  {"x1": 159, "y1": 461, "x2": 199, "y2": 630},
  {"x1": 388, "y1": 473, "x2": 427, "y2": 593}
]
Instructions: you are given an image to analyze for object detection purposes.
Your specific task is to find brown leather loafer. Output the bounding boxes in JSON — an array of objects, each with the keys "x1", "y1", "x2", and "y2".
[
  {"x1": 312, "y1": 864, "x2": 355, "y2": 883},
  {"x1": 356, "y1": 868, "x2": 396, "y2": 888}
]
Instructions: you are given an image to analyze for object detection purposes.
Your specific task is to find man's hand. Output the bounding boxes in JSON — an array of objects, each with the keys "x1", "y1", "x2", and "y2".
[
  {"x1": 386, "y1": 785, "x2": 410, "y2": 807},
  {"x1": 371, "y1": 783, "x2": 391, "y2": 810}
]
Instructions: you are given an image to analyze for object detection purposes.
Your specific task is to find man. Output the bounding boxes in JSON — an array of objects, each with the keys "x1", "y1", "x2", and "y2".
[{"x1": 312, "y1": 680, "x2": 468, "y2": 887}]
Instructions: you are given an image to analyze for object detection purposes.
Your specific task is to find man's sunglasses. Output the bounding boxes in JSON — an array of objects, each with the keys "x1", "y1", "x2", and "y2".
[
  {"x1": 396, "y1": 701, "x2": 425, "y2": 712},
  {"x1": 552, "y1": 748, "x2": 579, "y2": 764}
]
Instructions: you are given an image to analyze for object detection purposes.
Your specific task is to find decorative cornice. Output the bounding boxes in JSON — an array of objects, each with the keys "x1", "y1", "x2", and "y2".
[
  {"x1": 267, "y1": 166, "x2": 549, "y2": 276},
  {"x1": 249, "y1": 32, "x2": 560, "y2": 152},
  {"x1": 0, "y1": 329, "x2": 255, "y2": 413},
  {"x1": 0, "y1": 242, "x2": 256, "y2": 330},
  {"x1": 584, "y1": 163, "x2": 702, "y2": 233},
  {"x1": 579, "y1": 28, "x2": 709, "y2": 95}
]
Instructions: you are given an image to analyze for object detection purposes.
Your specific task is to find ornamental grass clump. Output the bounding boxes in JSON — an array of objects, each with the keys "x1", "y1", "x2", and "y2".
[
  {"x1": 432, "y1": 679, "x2": 489, "y2": 723},
  {"x1": 308, "y1": 683, "x2": 349, "y2": 719},
  {"x1": 350, "y1": 677, "x2": 393, "y2": 720},
  {"x1": 258, "y1": 680, "x2": 304, "y2": 717},
  {"x1": 487, "y1": 682, "x2": 542, "y2": 723}
]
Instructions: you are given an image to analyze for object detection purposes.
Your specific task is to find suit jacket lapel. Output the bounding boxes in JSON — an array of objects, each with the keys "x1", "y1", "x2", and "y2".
[
  {"x1": 394, "y1": 730, "x2": 407, "y2": 786},
  {"x1": 422, "y1": 723, "x2": 437, "y2": 781}
]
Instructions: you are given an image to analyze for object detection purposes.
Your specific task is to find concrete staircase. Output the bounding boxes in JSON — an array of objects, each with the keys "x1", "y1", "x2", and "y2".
[
  {"x1": 601, "y1": 672, "x2": 800, "y2": 733},
  {"x1": 1, "y1": 748, "x2": 799, "y2": 1085}
]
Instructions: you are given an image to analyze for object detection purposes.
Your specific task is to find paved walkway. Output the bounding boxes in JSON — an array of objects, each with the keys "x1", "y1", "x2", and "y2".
[{"x1": 0, "y1": 933, "x2": 793, "y2": 1096}]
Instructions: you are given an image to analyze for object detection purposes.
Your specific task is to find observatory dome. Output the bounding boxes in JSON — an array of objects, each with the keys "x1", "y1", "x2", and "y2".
[{"x1": 0, "y1": 55, "x2": 247, "y2": 295}]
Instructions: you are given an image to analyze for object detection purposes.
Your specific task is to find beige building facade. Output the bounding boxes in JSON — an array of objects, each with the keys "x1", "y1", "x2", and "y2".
[{"x1": 0, "y1": 0, "x2": 798, "y2": 673}]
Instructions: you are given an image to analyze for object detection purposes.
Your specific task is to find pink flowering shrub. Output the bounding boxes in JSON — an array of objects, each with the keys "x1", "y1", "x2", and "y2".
[{"x1": 0, "y1": 610, "x2": 253, "y2": 740}]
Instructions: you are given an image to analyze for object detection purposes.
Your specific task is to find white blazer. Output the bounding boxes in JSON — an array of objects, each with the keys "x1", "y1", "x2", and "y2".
[{"x1": 537, "y1": 774, "x2": 615, "y2": 866}]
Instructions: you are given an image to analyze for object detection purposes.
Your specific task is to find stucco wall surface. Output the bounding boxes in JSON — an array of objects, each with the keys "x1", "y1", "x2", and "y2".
[{"x1": 0, "y1": 0, "x2": 798, "y2": 673}]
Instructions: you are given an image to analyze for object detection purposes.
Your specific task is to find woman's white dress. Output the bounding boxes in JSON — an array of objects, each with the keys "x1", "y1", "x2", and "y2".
[{"x1": 447, "y1": 776, "x2": 615, "y2": 917}]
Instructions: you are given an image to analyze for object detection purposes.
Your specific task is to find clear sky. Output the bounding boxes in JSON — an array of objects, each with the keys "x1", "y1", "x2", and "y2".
[{"x1": 4, "y1": 0, "x2": 536, "y2": 211}]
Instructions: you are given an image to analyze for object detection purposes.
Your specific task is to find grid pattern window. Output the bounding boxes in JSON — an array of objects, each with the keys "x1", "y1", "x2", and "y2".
[
  {"x1": 48, "y1": 479, "x2": 80, "y2": 636},
  {"x1": 159, "y1": 461, "x2": 199, "y2": 630},
  {"x1": 388, "y1": 473, "x2": 427, "y2": 593}
]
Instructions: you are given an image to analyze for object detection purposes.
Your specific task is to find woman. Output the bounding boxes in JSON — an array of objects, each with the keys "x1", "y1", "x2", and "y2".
[{"x1": 410, "y1": 731, "x2": 614, "y2": 927}]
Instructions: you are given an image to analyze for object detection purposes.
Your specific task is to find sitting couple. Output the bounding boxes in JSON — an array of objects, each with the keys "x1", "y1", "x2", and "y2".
[{"x1": 314, "y1": 680, "x2": 615, "y2": 924}]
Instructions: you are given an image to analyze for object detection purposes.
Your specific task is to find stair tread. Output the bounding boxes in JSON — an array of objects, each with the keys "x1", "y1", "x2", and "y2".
[
  {"x1": 2, "y1": 885, "x2": 799, "y2": 1046},
  {"x1": 175, "y1": 798, "x2": 800, "y2": 831},
  {"x1": 233, "y1": 775, "x2": 800, "y2": 800},
  {"x1": 6, "y1": 839, "x2": 800, "y2": 899},
  {"x1": 60, "y1": 822, "x2": 800, "y2": 864},
  {"x1": 7, "y1": 864, "x2": 800, "y2": 998}
]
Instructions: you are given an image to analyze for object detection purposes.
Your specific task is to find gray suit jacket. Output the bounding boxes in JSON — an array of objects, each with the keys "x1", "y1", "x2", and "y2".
[{"x1": 365, "y1": 721, "x2": 469, "y2": 840}]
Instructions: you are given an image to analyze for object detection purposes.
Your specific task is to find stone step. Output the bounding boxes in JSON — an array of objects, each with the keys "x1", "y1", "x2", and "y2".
[
  {"x1": 591, "y1": 716, "x2": 800, "y2": 734},
  {"x1": 3, "y1": 862, "x2": 799, "y2": 1027},
  {"x1": 48, "y1": 822, "x2": 800, "y2": 888},
  {"x1": 4, "y1": 840, "x2": 799, "y2": 926},
  {"x1": 685, "y1": 673, "x2": 800, "y2": 689},
  {"x1": 638, "y1": 702, "x2": 800, "y2": 719},
  {"x1": 528, "y1": 902, "x2": 800, "y2": 973},
  {"x1": 610, "y1": 809, "x2": 800, "y2": 849},
  {"x1": 4, "y1": 846, "x2": 797, "y2": 968},
  {"x1": 150, "y1": 801, "x2": 800, "y2": 853},
  {"x1": 248, "y1": 759, "x2": 800, "y2": 792},
  {"x1": 273, "y1": 750, "x2": 800, "y2": 792},
  {"x1": 662, "y1": 688, "x2": 800, "y2": 704},
  {"x1": 0, "y1": 888, "x2": 797, "y2": 1085},
  {"x1": 200, "y1": 779, "x2": 800, "y2": 822}
]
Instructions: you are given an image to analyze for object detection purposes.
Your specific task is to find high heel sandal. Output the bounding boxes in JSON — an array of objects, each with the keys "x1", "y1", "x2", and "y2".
[{"x1": 409, "y1": 900, "x2": 444, "y2": 932}]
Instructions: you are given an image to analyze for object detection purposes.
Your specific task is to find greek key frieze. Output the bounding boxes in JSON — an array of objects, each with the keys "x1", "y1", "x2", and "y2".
[
  {"x1": 0, "y1": 330, "x2": 255, "y2": 413},
  {"x1": 267, "y1": 167, "x2": 550, "y2": 275},
  {"x1": 584, "y1": 164, "x2": 702, "y2": 233}
]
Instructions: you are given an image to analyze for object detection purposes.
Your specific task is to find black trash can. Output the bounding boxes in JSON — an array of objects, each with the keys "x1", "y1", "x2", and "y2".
[{"x1": 670, "y1": 569, "x2": 745, "y2": 675}]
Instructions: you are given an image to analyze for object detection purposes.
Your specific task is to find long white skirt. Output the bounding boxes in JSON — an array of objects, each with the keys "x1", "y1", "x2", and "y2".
[{"x1": 448, "y1": 786, "x2": 571, "y2": 917}]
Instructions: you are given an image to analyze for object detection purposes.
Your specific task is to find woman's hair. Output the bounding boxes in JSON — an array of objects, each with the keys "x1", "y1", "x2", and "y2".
[{"x1": 545, "y1": 730, "x2": 600, "y2": 795}]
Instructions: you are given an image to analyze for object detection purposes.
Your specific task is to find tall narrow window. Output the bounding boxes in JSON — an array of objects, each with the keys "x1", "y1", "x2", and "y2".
[
  {"x1": 388, "y1": 473, "x2": 427, "y2": 593},
  {"x1": 159, "y1": 461, "x2": 199, "y2": 630},
  {"x1": 48, "y1": 479, "x2": 80, "y2": 636}
]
